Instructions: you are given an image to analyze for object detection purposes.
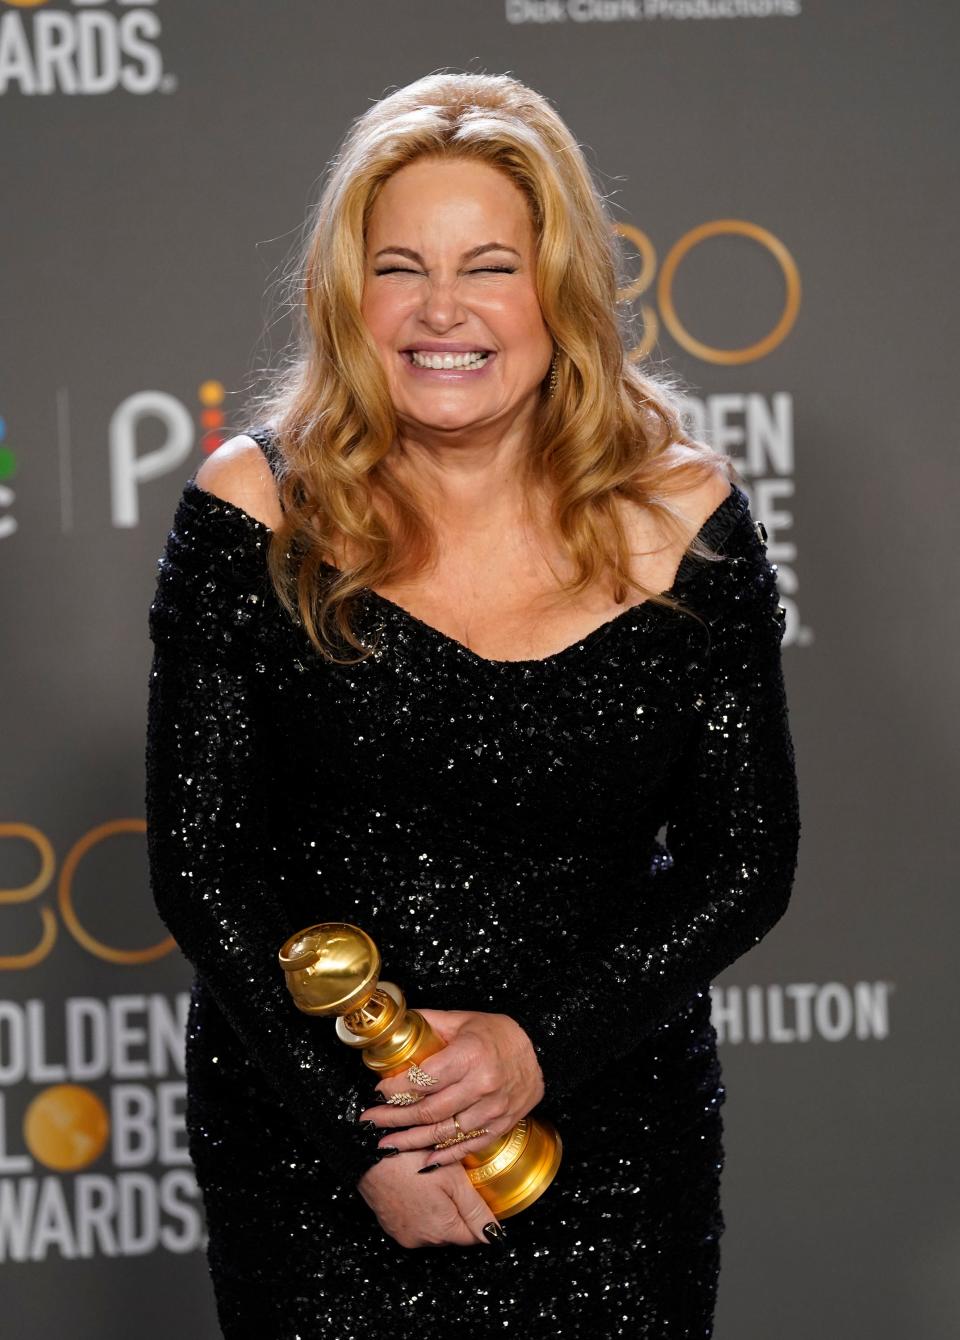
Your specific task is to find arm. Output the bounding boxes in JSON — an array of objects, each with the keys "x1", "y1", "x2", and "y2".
[
  {"x1": 506, "y1": 520, "x2": 802, "y2": 1103},
  {"x1": 144, "y1": 483, "x2": 372, "y2": 1188}
]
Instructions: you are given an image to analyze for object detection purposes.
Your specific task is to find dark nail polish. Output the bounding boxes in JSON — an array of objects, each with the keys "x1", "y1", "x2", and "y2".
[
  {"x1": 417, "y1": 1162, "x2": 443, "y2": 1175},
  {"x1": 373, "y1": 1090, "x2": 388, "y2": 1103},
  {"x1": 377, "y1": 1145, "x2": 400, "y2": 1158},
  {"x1": 483, "y1": 1221, "x2": 507, "y2": 1244},
  {"x1": 359, "y1": 1120, "x2": 378, "y2": 1133}
]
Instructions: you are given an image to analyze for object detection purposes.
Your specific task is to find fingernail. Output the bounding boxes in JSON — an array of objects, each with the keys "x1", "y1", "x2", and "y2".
[
  {"x1": 373, "y1": 1090, "x2": 388, "y2": 1103},
  {"x1": 483, "y1": 1221, "x2": 507, "y2": 1244},
  {"x1": 417, "y1": 1162, "x2": 443, "y2": 1175},
  {"x1": 376, "y1": 1145, "x2": 400, "y2": 1158},
  {"x1": 358, "y1": 1120, "x2": 378, "y2": 1133}
]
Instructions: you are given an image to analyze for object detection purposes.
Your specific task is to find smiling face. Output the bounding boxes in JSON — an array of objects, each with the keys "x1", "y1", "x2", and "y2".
[{"x1": 360, "y1": 156, "x2": 555, "y2": 440}]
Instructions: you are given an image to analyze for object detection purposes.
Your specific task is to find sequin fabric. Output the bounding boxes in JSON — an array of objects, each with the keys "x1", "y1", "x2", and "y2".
[{"x1": 144, "y1": 428, "x2": 800, "y2": 1339}]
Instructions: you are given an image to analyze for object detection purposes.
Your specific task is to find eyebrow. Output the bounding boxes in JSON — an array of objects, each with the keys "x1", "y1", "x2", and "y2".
[{"x1": 373, "y1": 242, "x2": 521, "y2": 262}]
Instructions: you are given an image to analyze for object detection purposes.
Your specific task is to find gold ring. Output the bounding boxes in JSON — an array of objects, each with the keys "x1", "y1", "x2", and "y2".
[
  {"x1": 434, "y1": 1114, "x2": 463, "y2": 1147},
  {"x1": 407, "y1": 1062, "x2": 439, "y2": 1089},
  {"x1": 432, "y1": 1116, "x2": 490, "y2": 1151},
  {"x1": 385, "y1": 1091, "x2": 423, "y2": 1107}
]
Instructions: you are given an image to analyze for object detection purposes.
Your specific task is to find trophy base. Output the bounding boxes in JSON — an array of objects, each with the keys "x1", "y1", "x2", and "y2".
[{"x1": 464, "y1": 1114, "x2": 563, "y2": 1219}]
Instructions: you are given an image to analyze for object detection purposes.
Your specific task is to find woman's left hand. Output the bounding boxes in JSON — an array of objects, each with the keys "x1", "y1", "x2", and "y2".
[{"x1": 357, "y1": 1008, "x2": 545, "y2": 1166}]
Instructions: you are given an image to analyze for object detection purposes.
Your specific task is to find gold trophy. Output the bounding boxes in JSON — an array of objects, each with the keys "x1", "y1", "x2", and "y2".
[{"x1": 278, "y1": 921, "x2": 562, "y2": 1219}]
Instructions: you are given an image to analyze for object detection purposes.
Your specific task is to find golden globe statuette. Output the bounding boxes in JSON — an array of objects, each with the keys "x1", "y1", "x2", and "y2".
[{"x1": 278, "y1": 921, "x2": 562, "y2": 1220}]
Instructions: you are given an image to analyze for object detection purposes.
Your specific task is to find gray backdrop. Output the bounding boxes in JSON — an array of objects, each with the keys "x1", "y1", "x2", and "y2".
[{"x1": 2, "y1": 1, "x2": 957, "y2": 1336}]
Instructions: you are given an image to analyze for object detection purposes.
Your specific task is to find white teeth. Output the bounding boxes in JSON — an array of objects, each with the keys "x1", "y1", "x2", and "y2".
[{"x1": 408, "y1": 350, "x2": 490, "y2": 369}]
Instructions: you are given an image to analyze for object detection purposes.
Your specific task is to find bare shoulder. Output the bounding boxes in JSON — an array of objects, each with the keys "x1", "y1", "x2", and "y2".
[
  {"x1": 193, "y1": 434, "x2": 284, "y2": 530},
  {"x1": 658, "y1": 444, "x2": 733, "y2": 531},
  {"x1": 621, "y1": 446, "x2": 732, "y2": 561}
]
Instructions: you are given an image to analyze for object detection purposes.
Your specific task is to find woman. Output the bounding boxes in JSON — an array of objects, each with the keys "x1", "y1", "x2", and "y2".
[{"x1": 145, "y1": 72, "x2": 800, "y2": 1338}]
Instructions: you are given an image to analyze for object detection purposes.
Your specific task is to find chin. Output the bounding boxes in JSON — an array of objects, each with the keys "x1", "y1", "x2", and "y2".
[
  {"x1": 400, "y1": 403, "x2": 492, "y2": 432},
  {"x1": 416, "y1": 418, "x2": 486, "y2": 433}
]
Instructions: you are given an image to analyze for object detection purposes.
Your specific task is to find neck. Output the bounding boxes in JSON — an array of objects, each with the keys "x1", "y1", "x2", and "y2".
[{"x1": 388, "y1": 412, "x2": 547, "y2": 542}]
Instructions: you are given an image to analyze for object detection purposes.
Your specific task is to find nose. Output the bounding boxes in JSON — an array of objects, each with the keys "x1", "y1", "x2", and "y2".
[{"x1": 417, "y1": 275, "x2": 468, "y2": 332}]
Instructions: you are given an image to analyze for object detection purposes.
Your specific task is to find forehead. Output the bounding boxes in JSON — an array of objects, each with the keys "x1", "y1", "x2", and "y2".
[{"x1": 366, "y1": 158, "x2": 534, "y2": 248}]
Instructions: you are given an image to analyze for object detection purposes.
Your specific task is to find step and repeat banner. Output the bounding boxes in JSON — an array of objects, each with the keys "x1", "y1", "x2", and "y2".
[{"x1": 2, "y1": 2, "x2": 956, "y2": 1337}]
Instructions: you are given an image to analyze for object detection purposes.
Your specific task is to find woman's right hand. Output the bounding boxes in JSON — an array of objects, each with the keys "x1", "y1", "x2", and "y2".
[{"x1": 356, "y1": 1153, "x2": 507, "y2": 1249}]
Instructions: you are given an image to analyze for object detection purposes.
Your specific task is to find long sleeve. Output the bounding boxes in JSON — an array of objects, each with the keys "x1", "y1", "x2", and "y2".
[
  {"x1": 507, "y1": 516, "x2": 801, "y2": 1103},
  {"x1": 144, "y1": 483, "x2": 373, "y2": 1189}
]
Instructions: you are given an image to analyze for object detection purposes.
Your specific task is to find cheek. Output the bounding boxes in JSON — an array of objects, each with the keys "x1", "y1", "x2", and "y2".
[
  {"x1": 361, "y1": 291, "x2": 404, "y2": 344},
  {"x1": 489, "y1": 290, "x2": 549, "y2": 342}
]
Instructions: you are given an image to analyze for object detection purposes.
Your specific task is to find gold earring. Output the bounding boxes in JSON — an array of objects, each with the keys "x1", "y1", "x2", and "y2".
[{"x1": 548, "y1": 351, "x2": 559, "y2": 398}]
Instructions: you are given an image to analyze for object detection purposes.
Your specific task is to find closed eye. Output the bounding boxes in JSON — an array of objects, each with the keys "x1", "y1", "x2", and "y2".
[{"x1": 373, "y1": 266, "x2": 517, "y2": 276}]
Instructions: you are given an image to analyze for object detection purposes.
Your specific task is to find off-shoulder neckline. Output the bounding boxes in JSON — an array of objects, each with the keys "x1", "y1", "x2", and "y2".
[{"x1": 180, "y1": 475, "x2": 749, "y2": 669}]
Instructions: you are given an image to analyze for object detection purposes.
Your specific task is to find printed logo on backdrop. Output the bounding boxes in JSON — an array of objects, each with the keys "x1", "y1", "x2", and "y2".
[
  {"x1": 506, "y1": 0, "x2": 802, "y2": 25},
  {"x1": 0, "y1": 0, "x2": 174, "y2": 96},
  {"x1": 0, "y1": 417, "x2": 14, "y2": 541},
  {"x1": 615, "y1": 216, "x2": 809, "y2": 646},
  {"x1": 0, "y1": 379, "x2": 226, "y2": 540},
  {"x1": 0, "y1": 821, "x2": 202, "y2": 1264},
  {"x1": 711, "y1": 981, "x2": 895, "y2": 1044}
]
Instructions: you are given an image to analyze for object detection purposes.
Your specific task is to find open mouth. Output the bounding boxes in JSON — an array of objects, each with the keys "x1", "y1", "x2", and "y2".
[{"x1": 403, "y1": 350, "x2": 494, "y2": 370}]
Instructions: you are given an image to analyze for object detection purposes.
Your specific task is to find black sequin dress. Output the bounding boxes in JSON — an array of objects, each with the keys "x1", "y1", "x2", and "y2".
[{"x1": 144, "y1": 428, "x2": 800, "y2": 1339}]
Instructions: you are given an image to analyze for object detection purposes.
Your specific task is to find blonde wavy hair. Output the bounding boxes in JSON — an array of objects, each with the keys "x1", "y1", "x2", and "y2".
[{"x1": 245, "y1": 70, "x2": 734, "y2": 663}]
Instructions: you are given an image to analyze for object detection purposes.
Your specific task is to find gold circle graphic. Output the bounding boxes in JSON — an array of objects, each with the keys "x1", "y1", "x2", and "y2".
[
  {"x1": 0, "y1": 822, "x2": 57, "y2": 971},
  {"x1": 657, "y1": 219, "x2": 801, "y2": 366},
  {"x1": 59, "y1": 819, "x2": 175, "y2": 965},
  {"x1": 613, "y1": 222, "x2": 657, "y2": 304},
  {"x1": 613, "y1": 222, "x2": 660, "y2": 361},
  {"x1": 23, "y1": 1085, "x2": 110, "y2": 1172}
]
